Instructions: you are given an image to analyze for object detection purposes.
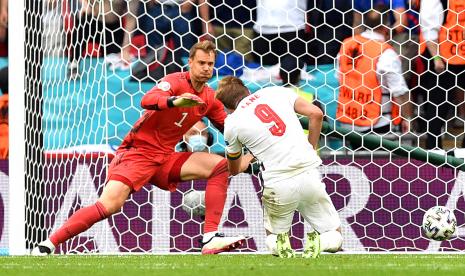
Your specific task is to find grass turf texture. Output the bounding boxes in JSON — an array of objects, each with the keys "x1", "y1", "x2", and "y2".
[{"x1": 1, "y1": 254, "x2": 465, "y2": 276}]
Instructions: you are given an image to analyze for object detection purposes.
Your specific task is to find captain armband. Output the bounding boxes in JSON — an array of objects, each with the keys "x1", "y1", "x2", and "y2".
[{"x1": 227, "y1": 151, "x2": 242, "y2": 160}]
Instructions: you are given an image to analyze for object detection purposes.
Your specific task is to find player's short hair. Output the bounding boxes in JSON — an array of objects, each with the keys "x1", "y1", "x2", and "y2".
[
  {"x1": 216, "y1": 76, "x2": 249, "y2": 109},
  {"x1": 189, "y1": 41, "x2": 217, "y2": 59}
]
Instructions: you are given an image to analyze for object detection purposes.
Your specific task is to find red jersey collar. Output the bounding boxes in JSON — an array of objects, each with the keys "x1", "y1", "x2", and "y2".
[{"x1": 185, "y1": 71, "x2": 191, "y2": 82}]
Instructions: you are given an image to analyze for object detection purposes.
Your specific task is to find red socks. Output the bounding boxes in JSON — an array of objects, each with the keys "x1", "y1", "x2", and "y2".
[
  {"x1": 49, "y1": 160, "x2": 229, "y2": 246},
  {"x1": 204, "y1": 159, "x2": 229, "y2": 233},
  {"x1": 49, "y1": 201, "x2": 109, "y2": 247}
]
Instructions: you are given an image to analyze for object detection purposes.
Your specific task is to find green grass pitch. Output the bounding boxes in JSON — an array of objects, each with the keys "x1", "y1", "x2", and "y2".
[{"x1": 1, "y1": 254, "x2": 465, "y2": 276}]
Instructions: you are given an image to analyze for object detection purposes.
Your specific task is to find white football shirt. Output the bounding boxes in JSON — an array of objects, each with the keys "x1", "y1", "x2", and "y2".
[{"x1": 224, "y1": 86, "x2": 322, "y2": 184}]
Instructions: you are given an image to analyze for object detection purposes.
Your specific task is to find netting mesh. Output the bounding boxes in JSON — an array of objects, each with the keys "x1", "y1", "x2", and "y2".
[{"x1": 18, "y1": 0, "x2": 465, "y2": 253}]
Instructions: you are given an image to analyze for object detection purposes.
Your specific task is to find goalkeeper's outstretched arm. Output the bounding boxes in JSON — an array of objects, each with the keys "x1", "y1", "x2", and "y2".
[{"x1": 294, "y1": 96, "x2": 324, "y2": 150}]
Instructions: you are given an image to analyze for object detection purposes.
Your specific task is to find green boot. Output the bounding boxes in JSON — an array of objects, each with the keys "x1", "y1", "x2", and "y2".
[
  {"x1": 276, "y1": 232, "x2": 295, "y2": 258},
  {"x1": 303, "y1": 231, "x2": 321, "y2": 258}
]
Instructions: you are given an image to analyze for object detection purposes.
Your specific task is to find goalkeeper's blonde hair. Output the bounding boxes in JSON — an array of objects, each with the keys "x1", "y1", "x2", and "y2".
[
  {"x1": 189, "y1": 40, "x2": 217, "y2": 59},
  {"x1": 216, "y1": 76, "x2": 249, "y2": 110}
]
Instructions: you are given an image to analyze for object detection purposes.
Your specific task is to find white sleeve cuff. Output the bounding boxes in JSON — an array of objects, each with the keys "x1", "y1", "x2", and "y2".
[{"x1": 422, "y1": 30, "x2": 439, "y2": 42}]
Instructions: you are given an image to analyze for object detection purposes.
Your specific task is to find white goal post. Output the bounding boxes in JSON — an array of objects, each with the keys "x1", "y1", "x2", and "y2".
[{"x1": 8, "y1": 0, "x2": 25, "y2": 256}]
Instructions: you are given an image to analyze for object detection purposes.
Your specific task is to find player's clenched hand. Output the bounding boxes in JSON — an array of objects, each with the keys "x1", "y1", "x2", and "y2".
[
  {"x1": 240, "y1": 153, "x2": 257, "y2": 174},
  {"x1": 173, "y1": 93, "x2": 205, "y2": 107}
]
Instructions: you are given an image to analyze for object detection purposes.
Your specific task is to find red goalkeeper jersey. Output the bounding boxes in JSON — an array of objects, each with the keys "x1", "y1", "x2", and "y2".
[{"x1": 119, "y1": 71, "x2": 226, "y2": 153}]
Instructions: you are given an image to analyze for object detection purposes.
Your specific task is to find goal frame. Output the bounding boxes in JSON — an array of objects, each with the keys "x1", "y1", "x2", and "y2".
[{"x1": 9, "y1": 0, "x2": 26, "y2": 255}]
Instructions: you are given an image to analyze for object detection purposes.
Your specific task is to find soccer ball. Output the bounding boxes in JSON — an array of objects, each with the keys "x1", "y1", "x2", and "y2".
[
  {"x1": 182, "y1": 190, "x2": 205, "y2": 217},
  {"x1": 422, "y1": 206, "x2": 457, "y2": 241}
]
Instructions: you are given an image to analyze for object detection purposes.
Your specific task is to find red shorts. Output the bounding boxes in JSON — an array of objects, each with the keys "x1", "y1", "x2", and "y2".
[{"x1": 107, "y1": 149, "x2": 193, "y2": 192}]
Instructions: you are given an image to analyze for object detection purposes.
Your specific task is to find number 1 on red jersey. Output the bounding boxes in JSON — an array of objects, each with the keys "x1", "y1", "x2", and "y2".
[{"x1": 174, "y1": 112, "x2": 188, "y2": 128}]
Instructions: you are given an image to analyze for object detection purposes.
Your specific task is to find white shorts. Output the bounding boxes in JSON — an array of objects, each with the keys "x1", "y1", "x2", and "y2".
[{"x1": 262, "y1": 168, "x2": 341, "y2": 234}]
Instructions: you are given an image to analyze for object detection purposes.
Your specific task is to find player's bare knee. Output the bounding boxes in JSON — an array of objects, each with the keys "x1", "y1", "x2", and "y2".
[
  {"x1": 98, "y1": 199, "x2": 124, "y2": 215},
  {"x1": 98, "y1": 194, "x2": 126, "y2": 215},
  {"x1": 181, "y1": 152, "x2": 225, "y2": 180},
  {"x1": 99, "y1": 180, "x2": 131, "y2": 214}
]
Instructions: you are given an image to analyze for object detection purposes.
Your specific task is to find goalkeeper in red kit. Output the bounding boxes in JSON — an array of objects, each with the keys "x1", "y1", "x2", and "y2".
[{"x1": 32, "y1": 41, "x2": 247, "y2": 255}]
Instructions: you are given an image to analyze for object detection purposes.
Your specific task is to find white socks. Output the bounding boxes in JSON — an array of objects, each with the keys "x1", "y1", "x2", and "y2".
[
  {"x1": 319, "y1": 230, "x2": 343, "y2": 253},
  {"x1": 266, "y1": 234, "x2": 278, "y2": 255}
]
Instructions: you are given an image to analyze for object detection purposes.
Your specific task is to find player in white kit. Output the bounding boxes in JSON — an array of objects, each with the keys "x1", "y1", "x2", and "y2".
[{"x1": 215, "y1": 76, "x2": 343, "y2": 258}]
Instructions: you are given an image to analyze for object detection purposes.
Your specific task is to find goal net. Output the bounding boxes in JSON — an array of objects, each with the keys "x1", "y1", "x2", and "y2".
[{"x1": 4, "y1": 0, "x2": 465, "y2": 254}]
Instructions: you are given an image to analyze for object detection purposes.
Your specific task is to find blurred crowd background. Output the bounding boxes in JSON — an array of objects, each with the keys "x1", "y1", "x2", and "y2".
[{"x1": 5, "y1": 0, "x2": 465, "y2": 157}]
